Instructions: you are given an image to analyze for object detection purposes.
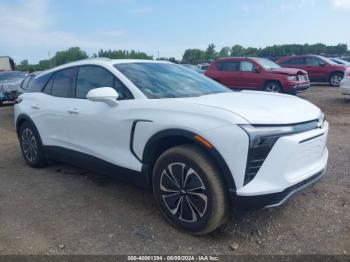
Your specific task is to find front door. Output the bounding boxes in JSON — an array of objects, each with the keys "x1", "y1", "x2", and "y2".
[{"x1": 237, "y1": 60, "x2": 262, "y2": 89}]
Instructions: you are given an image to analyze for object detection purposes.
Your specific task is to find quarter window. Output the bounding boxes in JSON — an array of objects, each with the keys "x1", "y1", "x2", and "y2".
[
  {"x1": 51, "y1": 68, "x2": 76, "y2": 98},
  {"x1": 21, "y1": 76, "x2": 33, "y2": 90},
  {"x1": 28, "y1": 73, "x2": 53, "y2": 93}
]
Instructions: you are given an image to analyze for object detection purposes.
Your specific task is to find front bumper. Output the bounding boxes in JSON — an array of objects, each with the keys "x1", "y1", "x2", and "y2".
[
  {"x1": 289, "y1": 82, "x2": 310, "y2": 94},
  {"x1": 231, "y1": 169, "x2": 325, "y2": 210},
  {"x1": 231, "y1": 121, "x2": 329, "y2": 210}
]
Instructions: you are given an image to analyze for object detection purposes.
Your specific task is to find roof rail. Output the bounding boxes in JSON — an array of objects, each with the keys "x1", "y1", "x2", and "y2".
[{"x1": 56, "y1": 57, "x2": 112, "y2": 67}]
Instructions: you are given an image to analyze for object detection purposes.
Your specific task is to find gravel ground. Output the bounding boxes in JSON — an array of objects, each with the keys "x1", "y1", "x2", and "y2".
[{"x1": 0, "y1": 85, "x2": 349, "y2": 255}]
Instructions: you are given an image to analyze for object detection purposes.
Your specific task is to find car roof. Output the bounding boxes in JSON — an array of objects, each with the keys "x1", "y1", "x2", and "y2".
[
  {"x1": 281, "y1": 54, "x2": 325, "y2": 59},
  {"x1": 36, "y1": 58, "x2": 172, "y2": 78},
  {"x1": 214, "y1": 57, "x2": 261, "y2": 62}
]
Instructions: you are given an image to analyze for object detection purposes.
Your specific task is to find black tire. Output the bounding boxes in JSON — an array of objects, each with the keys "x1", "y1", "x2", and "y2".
[
  {"x1": 263, "y1": 81, "x2": 283, "y2": 93},
  {"x1": 19, "y1": 121, "x2": 48, "y2": 168},
  {"x1": 152, "y1": 144, "x2": 229, "y2": 235},
  {"x1": 329, "y1": 72, "x2": 343, "y2": 87}
]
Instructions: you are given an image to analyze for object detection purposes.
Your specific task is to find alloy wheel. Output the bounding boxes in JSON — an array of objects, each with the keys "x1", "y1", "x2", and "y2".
[
  {"x1": 331, "y1": 74, "x2": 342, "y2": 86},
  {"x1": 160, "y1": 162, "x2": 208, "y2": 223},
  {"x1": 21, "y1": 128, "x2": 38, "y2": 162},
  {"x1": 265, "y1": 83, "x2": 281, "y2": 92}
]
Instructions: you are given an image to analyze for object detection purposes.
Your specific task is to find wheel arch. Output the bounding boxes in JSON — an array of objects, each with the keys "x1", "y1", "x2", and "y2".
[
  {"x1": 141, "y1": 129, "x2": 236, "y2": 193},
  {"x1": 16, "y1": 114, "x2": 36, "y2": 137},
  {"x1": 329, "y1": 70, "x2": 344, "y2": 79},
  {"x1": 264, "y1": 79, "x2": 282, "y2": 87}
]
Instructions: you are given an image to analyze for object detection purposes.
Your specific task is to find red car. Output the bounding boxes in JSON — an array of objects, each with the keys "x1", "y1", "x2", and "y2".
[
  {"x1": 205, "y1": 57, "x2": 310, "y2": 94},
  {"x1": 276, "y1": 55, "x2": 348, "y2": 86}
]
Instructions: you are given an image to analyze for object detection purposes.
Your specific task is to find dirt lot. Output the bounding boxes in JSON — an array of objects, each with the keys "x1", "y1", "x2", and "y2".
[{"x1": 0, "y1": 86, "x2": 349, "y2": 255}]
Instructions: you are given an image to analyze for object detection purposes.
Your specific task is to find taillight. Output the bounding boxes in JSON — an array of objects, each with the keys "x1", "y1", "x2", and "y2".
[{"x1": 14, "y1": 98, "x2": 23, "y2": 104}]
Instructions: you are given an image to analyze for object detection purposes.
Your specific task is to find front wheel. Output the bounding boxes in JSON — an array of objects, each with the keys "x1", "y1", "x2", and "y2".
[
  {"x1": 329, "y1": 73, "x2": 343, "y2": 87},
  {"x1": 263, "y1": 81, "x2": 283, "y2": 93},
  {"x1": 152, "y1": 145, "x2": 229, "y2": 235}
]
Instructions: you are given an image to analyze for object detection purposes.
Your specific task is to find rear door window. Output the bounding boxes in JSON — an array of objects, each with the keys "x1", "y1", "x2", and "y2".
[
  {"x1": 51, "y1": 67, "x2": 77, "y2": 98},
  {"x1": 289, "y1": 57, "x2": 305, "y2": 65},
  {"x1": 216, "y1": 61, "x2": 240, "y2": 71}
]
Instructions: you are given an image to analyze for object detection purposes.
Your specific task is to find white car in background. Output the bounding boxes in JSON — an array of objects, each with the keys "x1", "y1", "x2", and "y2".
[
  {"x1": 197, "y1": 63, "x2": 209, "y2": 74},
  {"x1": 340, "y1": 68, "x2": 350, "y2": 97},
  {"x1": 14, "y1": 59, "x2": 328, "y2": 235}
]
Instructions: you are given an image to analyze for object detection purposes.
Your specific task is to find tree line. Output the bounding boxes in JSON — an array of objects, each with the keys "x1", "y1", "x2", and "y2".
[
  {"x1": 16, "y1": 43, "x2": 349, "y2": 72},
  {"x1": 16, "y1": 47, "x2": 153, "y2": 72},
  {"x1": 182, "y1": 43, "x2": 349, "y2": 64}
]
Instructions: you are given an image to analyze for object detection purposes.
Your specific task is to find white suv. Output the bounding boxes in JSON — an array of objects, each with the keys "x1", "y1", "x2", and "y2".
[{"x1": 14, "y1": 59, "x2": 328, "y2": 235}]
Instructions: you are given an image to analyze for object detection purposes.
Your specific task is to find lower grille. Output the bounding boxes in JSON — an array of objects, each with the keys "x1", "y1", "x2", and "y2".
[{"x1": 244, "y1": 139, "x2": 278, "y2": 185}]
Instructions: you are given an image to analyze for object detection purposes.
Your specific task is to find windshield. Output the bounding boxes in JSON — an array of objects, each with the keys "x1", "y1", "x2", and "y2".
[
  {"x1": 330, "y1": 58, "x2": 350, "y2": 65},
  {"x1": 114, "y1": 63, "x2": 231, "y2": 98},
  {"x1": 254, "y1": 58, "x2": 281, "y2": 70},
  {"x1": 321, "y1": 57, "x2": 338, "y2": 65},
  {"x1": 0, "y1": 71, "x2": 25, "y2": 82}
]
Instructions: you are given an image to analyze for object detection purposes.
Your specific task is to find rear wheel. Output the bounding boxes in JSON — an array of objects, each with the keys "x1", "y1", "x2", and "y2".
[
  {"x1": 329, "y1": 73, "x2": 343, "y2": 87},
  {"x1": 19, "y1": 121, "x2": 48, "y2": 168},
  {"x1": 152, "y1": 144, "x2": 229, "y2": 235},
  {"x1": 264, "y1": 81, "x2": 283, "y2": 93}
]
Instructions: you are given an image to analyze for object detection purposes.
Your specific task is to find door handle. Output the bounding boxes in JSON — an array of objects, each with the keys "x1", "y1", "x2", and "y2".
[
  {"x1": 31, "y1": 104, "x2": 40, "y2": 109},
  {"x1": 67, "y1": 108, "x2": 79, "y2": 114}
]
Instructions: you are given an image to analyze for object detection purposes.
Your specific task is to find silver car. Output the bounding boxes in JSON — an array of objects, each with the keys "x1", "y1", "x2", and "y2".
[
  {"x1": 0, "y1": 71, "x2": 25, "y2": 105},
  {"x1": 340, "y1": 68, "x2": 350, "y2": 97}
]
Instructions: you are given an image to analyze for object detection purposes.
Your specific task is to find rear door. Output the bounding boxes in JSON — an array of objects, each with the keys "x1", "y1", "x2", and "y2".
[
  {"x1": 36, "y1": 67, "x2": 78, "y2": 148},
  {"x1": 62, "y1": 65, "x2": 136, "y2": 169},
  {"x1": 281, "y1": 57, "x2": 306, "y2": 70},
  {"x1": 214, "y1": 60, "x2": 241, "y2": 88}
]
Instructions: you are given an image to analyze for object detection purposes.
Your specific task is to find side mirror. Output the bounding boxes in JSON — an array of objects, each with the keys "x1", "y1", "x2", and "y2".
[
  {"x1": 255, "y1": 67, "x2": 261, "y2": 73},
  {"x1": 87, "y1": 87, "x2": 119, "y2": 107},
  {"x1": 319, "y1": 62, "x2": 326, "y2": 67}
]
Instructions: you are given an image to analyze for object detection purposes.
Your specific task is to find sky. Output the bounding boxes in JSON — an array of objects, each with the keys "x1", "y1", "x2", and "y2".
[{"x1": 1, "y1": 0, "x2": 350, "y2": 64}]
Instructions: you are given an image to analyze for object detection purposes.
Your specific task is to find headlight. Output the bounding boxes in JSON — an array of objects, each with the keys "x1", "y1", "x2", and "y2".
[
  {"x1": 287, "y1": 75, "x2": 298, "y2": 81},
  {"x1": 240, "y1": 125, "x2": 294, "y2": 148},
  {"x1": 240, "y1": 125, "x2": 291, "y2": 185}
]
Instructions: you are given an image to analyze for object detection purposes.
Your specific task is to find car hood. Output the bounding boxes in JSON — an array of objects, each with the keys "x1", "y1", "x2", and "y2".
[
  {"x1": 182, "y1": 91, "x2": 321, "y2": 125},
  {"x1": 266, "y1": 68, "x2": 307, "y2": 75}
]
